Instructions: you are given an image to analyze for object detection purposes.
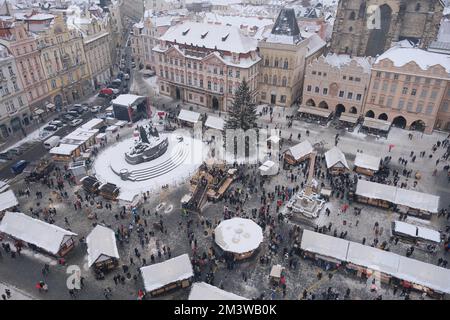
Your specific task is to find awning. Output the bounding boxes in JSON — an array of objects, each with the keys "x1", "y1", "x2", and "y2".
[
  {"x1": 298, "y1": 106, "x2": 333, "y2": 118},
  {"x1": 34, "y1": 108, "x2": 45, "y2": 115},
  {"x1": 46, "y1": 103, "x2": 55, "y2": 110}
]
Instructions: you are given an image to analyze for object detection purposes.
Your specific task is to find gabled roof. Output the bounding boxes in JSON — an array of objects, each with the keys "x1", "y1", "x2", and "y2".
[
  {"x1": 324, "y1": 147, "x2": 349, "y2": 169},
  {"x1": 266, "y1": 8, "x2": 302, "y2": 45},
  {"x1": 86, "y1": 225, "x2": 119, "y2": 267}
]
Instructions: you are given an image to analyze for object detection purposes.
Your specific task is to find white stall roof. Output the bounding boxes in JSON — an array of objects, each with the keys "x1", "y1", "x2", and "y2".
[
  {"x1": 394, "y1": 188, "x2": 440, "y2": 214},
  {"x1": 178, "y1": 109, "x2": 200, "y2": 124},
  {"x1": 0, "y1": 190, "x2": 18, "y2": 212},
  {"x1": 355, "y1": 179, "x2": 397, "y2": 203},
  {"x1": 300, "y1": 230, "x2": 349, "y2": 261},
  {"x1": 214, "y1": 218, "x2": 263, "y2": 254},
  {"x1": 86, "y1": 225, "x2": 120, "y2": 267},
  {"x1": 354, "y1": 153, "x2": 381, "y2": 171},
  {"x1": 49, "y1": 143, "x2": 79, "y2": 156},
  {"x1": 0, "y1": 212, "x2": 77, "y2": 255},
  {"x1": 112, "y1": 94, "x2": 145, "y2": 107},
  {"x1": 397, "y1": 256, "x2": 450, "y2": 294},
  {"x1": 347, "y1": 242, "x2": 400, "y2": 275},
  {"x1": 81, "y1": 118, "x2": 104, "y2": 130},
  {"x1": 188, "y1": 282, "x2": 248, "y2": 300},
  {"x1": 204, "y1": 116, "x2": 224, "y2": 131},
  {"x1": 0, "y1": 180, "x2": 9, "y2": 193},
  {"x1": 325, "y1": 147, "x2": 349, "y2": 169},
  {"x1": 140, "y1": 254, "x2": 193, "y2": 292},
  {"x1": 362, "y1": 117, "x2": 391, "y2": 132},
  {"x1": 259, "y1": 160, "x2": 275, "y2": 172},
  {"x1": 393, "y1": 221, "x2": 441, "y2": 243},
  {"x1": 286, "y1": 140, "x2": 313, "y2": 160},
  {"x1": 266, "y1": 135, "x2": 281, "y2": 143}
]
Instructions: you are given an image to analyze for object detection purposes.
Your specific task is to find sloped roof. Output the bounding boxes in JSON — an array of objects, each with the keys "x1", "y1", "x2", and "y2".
[
  {"x1": 324, "y1": 147, "x2": 349, "y2": 169},
  {"x1": 86, "y1": 225, "x2": 119, "y2": 267}
]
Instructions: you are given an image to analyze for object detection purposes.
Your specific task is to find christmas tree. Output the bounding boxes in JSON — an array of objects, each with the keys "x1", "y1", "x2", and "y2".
[{"x1": 225, "y1": 79, "x2": 257, "y2": 131}]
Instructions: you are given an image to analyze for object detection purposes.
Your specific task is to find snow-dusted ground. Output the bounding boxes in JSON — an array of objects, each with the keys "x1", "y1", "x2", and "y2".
[
  {"x1": 0, "y1": 282, "x2": 34, "y2": 300},
  {"x1": 1, "y1": 124, "x2": 55, "y2": 153}
]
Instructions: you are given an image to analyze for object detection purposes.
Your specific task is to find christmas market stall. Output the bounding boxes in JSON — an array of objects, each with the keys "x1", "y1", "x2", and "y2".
[
  {"x1": 80, "y1": 176, "x2": 101, "y2": 194},
  {"x1": 0, "y1": 211, "x2": 77, "y2": 257},
  {"x1": 188, "y1": 282, "x2": 248, "y2": 300},
  {"x1": 297, "y1": 106, "x2": 333, "y2": 125},
  {"x1": 214, "y1": 218, "x2": 263, "y2": 261},
  {"x1": 283, "y1": 140, "x2": 313, "y2": 166},
  {"x1": 353, "y1": 153, "x2": 381, "y2": 176},
  {"x1": 86, "y1": 225, "x2": 120, "y2": 272},
  {"x1": 140, "y1": 254, "x2": 194, "y2": 297},
  {"x1": 324, "y1": 147, "x2": 349, "y2": 175},
  {"x1": 178, "y1": 109, "x2": 200, "y2": 127},
  {"x1": 354, "y1": 179, "x2": 396, "y2": 209},
  {"x1": 0, "y1": 190, "x2": 18, "y2": 218},
  {"x1": 98, "y1": 182, "x2": 120, "y2": 200},
  {"x1": 360, "y1": 117, "x2": 391, "y2": 138}
]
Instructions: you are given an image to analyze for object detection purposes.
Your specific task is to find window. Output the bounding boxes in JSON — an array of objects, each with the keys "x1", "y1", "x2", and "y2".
[
  {"x1": 347, "y1": 92, "x2": 353, "y2": 100},
  {"x1": 214, "y1": 83, "x2": 217, "y2": 91},
  {"x1": 370, "y1": 94, "x2": 376, "y2": 103},
  {"x1": 187, "y1": 61, "x2": 191, "y2": 68},
  {"x1": 200, "y1": 79, "x2": 203, "y2": 87},
  {"x1": 378, "y1": 96, "x2": 384, "y2": 105},
  {"x1": 51, "y1": 79, "x2": 56, "y2": 89},
  {"x1": 236, "y1": 70, "x2": 240, "y2": 78},
  {"x1": 307, "y1": 85, "x2": 312, "y2": 92},
  {"x1": 390, "y1": 84, "x2": 397, "y2": 94},
  {"x1": 18, "y1": 96, "x2": 23, "y2": 106},
  {"x1": 415, "y1": 3, "x2": 421, "y2": 11},
  {"x1": 282, "y1": 77, "x2": 287, "y2": 86},
  {"x1": 264, "y1": 58, "x2": 269, "y2": 67},
  {"x1": 200, "y1": 96, "x2": 204, "y2": 103},
  {"x1": 213, "y1": 67, "x2": 217, "y2": 74},
  {"x1": 283, "y1": 59, "x2": 288, "y2": 69},
  {"x1": 280, "y1": 95, "x2": 286, "y2": 103},
  {"x1": 405, "y1": 75, "x2": 411, "y2": 82},
  {"x1": 384, "y1": 72, "x2": 391, "y2": 79},
  {"x1": 356, "y1": 94, "x2": 362, "y2": 101},
  {"x1": 315, "y1": 87, "x2": 320, "y2": 93},
  {"x1": 318, "y1": 72, "x2": 322, "y2": 76},
  {"x1": 323, "y1": 88, "x2": 328, "y2": 95},
  {"x1": 228, "y1": 69, "x2": 232, "y2": 77},
  {"x1": 312, "y1": 71, "x2": 316, "y2": 75},
  {"x1": 398, "y1": 100, "x2": 404, "y2": 110},
  {"x1": 349, "y1": 11, "x2": 356, "y2": 20},
  {"x1": 394, "y1": 74, "x2": 399, "y2": 80},
  {"x1": 343, "y1": 75, "x2": 347, "y2": 80},
  {"x1": 442, "y1": 101, "x2": 449, "y2": 112},
  {"x1": 376, "y1": 71, "x2": 381, "y2": 78},
  {"x1": 273, "y1": 76, "x2": 277, "y2": 85},
  {"x1": 411, "y1": 89, "x2": 417, "y2": 96},
  {"x1": 193, "y1": 62, "x2": 196, "y2": 69},
  {"x1": 355, "y1": 77, "x2": 361, "y2": 82},
  {"x1": 188, "y1": 93, "x2": 192, "y2": 100},
  {"x1": 208, "y1": 81, "x2": 211, "y2": 90},
  {"x1": 349, "y1": 76, "x2": 353, "y2": 81},
  {"x1": 430, "y1": 90, "x2": 438, "y2": 100},
  {"x1": 416, "y1": 102, "x2": 423, "y2": 113},
  {"x1": 386, "y1": 97, "x2": 393, "y2": 107},
  {"x1": 228, "y1": 84, "x2": 233, "y2": 94},
  {"x1": 12, "y1": 81, "x2": 19, "y2": 91},
  {"x1": 407, "y1": 101, "x2": 414, "y2": 112},
  {"x1": 274, "y1": 59, "x2": 279, "y2": 68},
  {"x1": 426, "y1": 103, "x2": 434, "y2": 114},
  {"x1": 339, "y1": 91, "x2": 344, "y2": 98},
  {"x1": 261, "y1": 92, "x2": 266, "y2": 100},
  {"x1": 402, "y1": 87, "x2": 408, "y2": 94},
  {"x1": 373, "y1": 81, "x2": 379, "y2": 90},
  {"x1": 382, "y1": 81, "x2": 388, "y2": 91},
  {"x1": 415, "y1": 76, "x2": 421, "y2": 83},
  {"x1": 264, "y1": 74, "x2": 268, "y2": 83}
]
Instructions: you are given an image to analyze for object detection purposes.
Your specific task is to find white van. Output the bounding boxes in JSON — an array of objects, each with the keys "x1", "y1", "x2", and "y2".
[{"x1": 44, "y1": 136, "x2": 60, "y2": 150}]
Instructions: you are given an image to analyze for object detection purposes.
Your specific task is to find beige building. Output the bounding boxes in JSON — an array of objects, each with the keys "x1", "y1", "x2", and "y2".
[
  {"x1": 258, "y1": 9, "x2": 309, "y2": 107},
  {"x1": 302, "y1": 53, "x2": 372, "y2": 116},
  {"x1": 363, "y1": 42, "x2": 450, "y2": 134},
  {"x1": 38, "y1": 15, "x2": 92, "y2": 106},
  {"x1": 153, "y1": 21, "x2": 260, "y2": 111},
  {"x1": 436, "y1": 82, "x2": 450, "y2": 131}
]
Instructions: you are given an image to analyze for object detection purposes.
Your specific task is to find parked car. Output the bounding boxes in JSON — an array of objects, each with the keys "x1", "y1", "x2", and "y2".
[
  {"x1": 43, "y1": 125, "x2": 58, "y2": 132},
  {"x1": 67, "y1": 110, "x2": 79, "y2": 117},
  {"x1": 81, "y1": 103, "x2": 90, "y2": 112},
  {"x1": 69, "y1": 107, "x2": 83, "y2": 115},
  {"x1": 10, "y1": 160, "x2": 28, "y2": 175},
  {"x1": 49, "y1": 120, "x2": 64, "y2": 127},
  {"x1": 69, "y1": 118, "x2": 83, "y2": 127},
  {"x1": 131, "y1": 62, "x2": 136, "y2": 68},
  {"x1": 61, "y1": 114, "x2": 75, "y2": 123},
  {"x1": 90, "y1": 105, "x2": 101, "y2": 113},
  {"x1": 99, "y1": 88, "x2": 114, "y2": 98},
  {"x1": 0, "y1": 152, "x2": 12, "y2": 161},
  {"x1": 110, "y1": 79, "x2": 122, "y2": 88}
]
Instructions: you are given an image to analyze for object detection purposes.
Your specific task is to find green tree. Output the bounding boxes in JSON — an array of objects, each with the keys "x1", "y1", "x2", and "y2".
[{"x1": 225, "y1": 79, "x2": 257, "y2": 131}]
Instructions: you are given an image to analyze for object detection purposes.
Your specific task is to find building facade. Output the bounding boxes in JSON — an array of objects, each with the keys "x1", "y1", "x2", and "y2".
[
  {"x1": 38, "y1": 16, "x2": 92, "y2": 106},
  {"x1": 153, "y1": 22, "x2": 260, "y2": 111},
  {"x1": 258, "y1": 9, "x2": 308, "y2": 107},
  {"x1": 330, "y1": 0, "x2": 443, "y2": 57},
  {"x1": 363, "y1": 43, "x2": 450, "y2": 134},
  {"x1": 0, "y1": 44, "x2": 30, "y2": 140},
  {"x1": 302, "y1": 54, "x2": 372, "y2": 116},
  {"x1": 0, "y1": 20, "x2": 50, "y2": 111},
  {"x1": 435, "y1": 82, "x2": 450, "y2": 131}
]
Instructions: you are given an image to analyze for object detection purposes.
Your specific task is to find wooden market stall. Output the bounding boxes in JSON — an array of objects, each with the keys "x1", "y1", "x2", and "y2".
[
  {"x1": 140, "y1": 254, "x2": 194, "y2": 297},
  {"x1": 98, "y1": 183, "x2": 120, "y2": 200},
  {"x1": 80, "y1": 176, "x2": 101, "y2": 194},
  {"x1": 86, "y1": 225, "x2": 120, "y2": 272},
  {"x1": 0, "y1": 211, "x2": 77, "y2": 257},
  {"x1": 391, "y1": 221, "x2": 441, "y2": 245},
  {"x1": 360, "y1": 117, "x2": 392, "y2": 138},
  {"x1": 324, "y1": 147, "x2": 349, "y2": 175},
  {"x1": 0, "y1": 190, "x2": 18, "y2": 219},
  {"x1": 353, "y1": 153, "x2": 381, "y2": 176},
  {"x1": 300, "y1": 229, "x2": 349, "y2": 267},
  {"x1": 298, "y1": 106, "x2": 333, "y2": 125},
  {"x1": 178, "y1": 109, "x2": 200, "y2": 127},
  {"x1": 338, "y1": 113, "x2": 359, "y2": 130},
  {"x1": 188, "y1": 282, "x2": 248, "y2": 300},
  {"x1": 283, "y1": 140, "x2": 314, "y2": 166},
  {"x1": 354, "y1": 179, "x2": 396, "y2": 209}
]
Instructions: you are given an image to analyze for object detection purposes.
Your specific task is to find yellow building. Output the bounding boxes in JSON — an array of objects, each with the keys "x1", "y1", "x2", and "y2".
[{"x1": 37, "y1": 15, "x2": 92, "y2": 107}]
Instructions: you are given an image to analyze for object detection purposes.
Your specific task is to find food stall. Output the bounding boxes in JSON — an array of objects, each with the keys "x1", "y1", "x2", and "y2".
[
  {"x1": 298, "y1": 106, "x2": 333, "y2": 125},
  {"x1": 360, "y1": 117, "x2": 391, "y2": 138},
  {"x1": 178, "y1": 109, "x2": 200, "y2": 127},
  {"x1": 354, "y1": 179, "x2": 396, "y2": 209},
  {"x1": 0, "y1": 190, "x2": 18, "y2": 219},
  {"x1": 338, "y1": 113, "x2": 359, "y2": 131},
  {"x1": 283, "y1": 140, "x2": 314, "y2": 166},
  {"x1": 214, "y1": 218, "x2": 263, "y2": 260},
  {"x1": 98, "y1": 183, "x2": 120, "y2": 200},
  {"x1": 269, "y1": 264, "x2": 284, "y2": 285},
  {"x1": 80, "y1": 176, "x2": 101, "y2": 194},
  {"x1": 353, "y1": 153, "x2": 381, "y2": 176},
  {"x1": 391, "y1": 221, "x2": 441, "y2": 245},
  {"x1": 300, "y1": 230, "x2": 349, "y2": 267},
  {"x1": 324, "y1": 147, "x2": 349, "y2": 175},
  {"x1": 140, "y1": 254, "x2": 194, "y2": 297},
  {"x1": 86, "y1": 225, "x2": 120, "y2": 272}
]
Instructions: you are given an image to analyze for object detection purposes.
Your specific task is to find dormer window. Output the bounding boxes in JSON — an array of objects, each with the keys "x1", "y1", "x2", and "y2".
[
  {"x1": 201, "y1": 32, "x2": 208, "y2": 39},
  {"x1": 182, "y1": 28, "x2": 190, "y2": 36}
]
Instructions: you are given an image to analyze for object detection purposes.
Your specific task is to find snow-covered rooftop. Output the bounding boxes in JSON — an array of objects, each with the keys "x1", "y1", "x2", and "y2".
[
  {"x1": 346, "y1": 242, "x2": 400, "y2": 276},
  {"x1": 324, "y1": 147, "x2": 349, "y2": 169},
  {"x1": 0, "y1": 189, "x2": 18, "y2": 212},
  {"x1": 0, "y1": 212, "x2": 77, "y2": 255},
  {"x1": 178, "y1": 109, "x2": 200, "y2": 124},
  {"x1": 265, "y1": 8, "x2": 302, "y2": 45},
  {"x1": 159, "y1": 21, "x2": 258, "y2": 54},
  {"x1": 189, "y1": 282, "x2": 248, "y2": 300},
  {"x1": 215, "y1": 218, "x2": 263, "y2": 254},
  {"x1": 204, "y1": 115, "x2": 224, "y2": 131},
  {"x1": 86, "y1": 225, "x2": 120, "y2": 267},
  {"x1": 49, "y1": 143, "x2": 79, "y2": 156},
  {"x1": 140, "y1": 254, "x2": 193, "y2": 292},
  {"x1": 306, "y1": 33, "x2": 326, "y2": 57},
  {"x1": 286, "y1": 140, "x2": 313, "y2": 161},
  {"x1": 392, "y1": 221, "x2": 441, "y2": 243},
  {"x1": 322, "y1": 53, "x2": 372, "y2": 74},
  {"x1": 300, "y1": 229, "x2": 349, "y2": 262},
  {"x1": 112, "y1": 94, "x2": 146, "y2": 107},
  {"x1": 354, "y1": 153, "x2": 380, "y2": 171},
  {"x1": 376, "y1": 41, "x2": 450, "y2": 74}
]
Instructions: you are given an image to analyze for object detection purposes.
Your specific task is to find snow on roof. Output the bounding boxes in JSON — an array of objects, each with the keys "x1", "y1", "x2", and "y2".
[
  {"x1": 0, "y1": 212, "x2": 77, "y2": 255},
  {"x1": 356, "y1": 180, "x2": 440, "y2": 213},
  {"x1": 189, "y1": 282, "x2": 248, "y2": 300},
  {"x1": 298, "y1": 105, "x2": 333, "y2": 118},
  {"x1": 362, "y1": 117, "x2": 391, "y2": 132},
  {"x1": 397, "y1": 256, "x2": 450, "y2": 294},
  {"x1": 49, "y1": 143, "x2": 79, "y2": 156},
  {"x1": 437, "y1": 18, "x2": 450, "y2": 43},
  {"x1": 266, "y1": 135, "x2": 280, "y2": 143},
  {"x1": 111, "y1": 94, "x2": 146, "y2": 107},
  {"x1": 286, "y1": 140, "x2": 313, "y2": 160},
  {"x1": 204, "y1": 115, "x2": 224, "y2": 131},
  {"x1": 0, "y1": 189, "x2": 18, "y2": 211},
  {"x1": 325, "y1": 147, "x2": 349, "y2": 169},
  {"x1": 347, "y1": 242, "x2": 400, "y2": 275},
  {"x1": 259, "y1": 160, "x2": 275, "y2": 172},
  {"x1": 395, "y1": 188, "x2": 440, "y2": 214},
  {"x1": 202, "y1": 12, "x2": 273, "y2": 36},
  {"x1": 178, "y1": 109, "x2": 200, "y2": 123},
  {"x1": 214, "y1": 218, "x2": 263, "y2": 254},
  {"x1": 355, "y1": 179, "x2": 397, "y2": 203},
  {"x1": 306, "y1": 33, "x2": 326, "y2": 57},
  {"x1": 81, "y1": 118, "x2": 104, "y2": 130},
  {"x1": 393, "y1": 221, "x2": 441, "y2": 243},
  {"x1": 339, "y1": 113, "x2": 359, "y2": 124},
  {"x1": 140, "y1": 254, "x2": 193, "y2": 292},
  {"x1": 300, "y1": 229, "x2": 349, "y2": 261},
  {"x1": 160, "y1": 21, "x2": 258, "y2": 54},
  {"x1": 376, "y1": 42, "x2": 450, "y2": 74},
  {"x1": 86, "y1": 225, "x2": 119, "y2": 267},
  {"x1": 354, "y1": 153, "x2": 380, "y2": 171},
  {"x1": 322, "y1": 53, "x2": 372, "y2": 74},
  {"x1": 60, "y1": 128, "x2": 98, "y2": 146},
  {"x1": 14, "y1": 12, "x2": 55, "y2": 21}
]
